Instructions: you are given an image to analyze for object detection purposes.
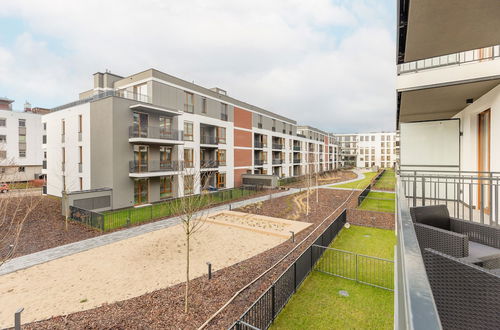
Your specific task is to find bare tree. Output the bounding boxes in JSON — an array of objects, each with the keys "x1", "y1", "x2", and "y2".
[
  {"x1": 0, "y1": 161, "x2": 42, "y2": 268},
  {"x1": 171, "y1": 162, "x2": 214, "y2": 313}
]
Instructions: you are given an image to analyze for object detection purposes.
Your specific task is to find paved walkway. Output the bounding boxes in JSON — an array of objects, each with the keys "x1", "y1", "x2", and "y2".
[
  {"x1": 1, "y1": 171, "x2": 364, "y2": 276},
  {"x1": 0, "y1": 189, "x2": 297, "y2": 276}
]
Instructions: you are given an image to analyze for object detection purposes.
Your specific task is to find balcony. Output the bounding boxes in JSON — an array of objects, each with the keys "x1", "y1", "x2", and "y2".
[
  {"x1": 293, "y1": 146, "x2": 301, "y2": 151},
  {"x1": 200, "y1": 159, "x2": 219, "y2": 169},
  {"x1": 254, "y1": 141, "x2": 267, "y2": 149},
  {"x1": 293, "y1": 158, "x2": 300, "y2": 164},
  {"x1": 129, "y1": 126, "x2": 184, "y2": 145},
  {"x1": 129, "y1": 160, "x2": 183, "y2": 177},
  {"x1": 254, "y1": 159, "x2": 266, "y2": 166},
  {"x1": 272, "y1": 143, "x2": 283, "y2": 150},
  {"x1": 396, "y1": 170, "x2": 500, "y2": 329},
  {"x1": 200, "y1": 135, "x2": 218, "y2": 145},
  {"x1": 272, "y1": 159, "x2": 283, "y2": 165}
]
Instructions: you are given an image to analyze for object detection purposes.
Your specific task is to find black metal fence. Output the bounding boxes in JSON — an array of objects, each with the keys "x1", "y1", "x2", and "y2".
[
  {"x1": 357, "y1": 169, "x2": 385, "y2": 206},
  {"x1": 69, "y1": 205, "x2": 105, "y2": 230},
  {"x1": 230, "y1": 210, "x2": 347, "y2": 330}
]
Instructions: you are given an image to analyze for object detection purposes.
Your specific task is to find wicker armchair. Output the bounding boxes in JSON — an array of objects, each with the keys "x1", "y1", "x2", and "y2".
[
  {"x1": 423, "y1": 248, "x2": 500, "y2": 330},
  {"x1": 410, "y1": 205, "x2": 500, "y2": 258}
]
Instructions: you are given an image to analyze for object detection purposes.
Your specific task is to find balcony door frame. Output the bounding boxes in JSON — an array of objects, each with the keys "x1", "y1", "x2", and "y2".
[{"x1": 478, "y1": 109, "x2": 491, "y2": 212}]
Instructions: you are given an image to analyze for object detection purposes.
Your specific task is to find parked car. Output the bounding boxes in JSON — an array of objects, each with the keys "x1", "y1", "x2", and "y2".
[{"x1": 0, "y1": 183, "x2": 9, "y2": 193}]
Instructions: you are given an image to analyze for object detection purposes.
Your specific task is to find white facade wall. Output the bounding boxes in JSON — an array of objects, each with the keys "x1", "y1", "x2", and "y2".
[
  {"x1": 356, "y1": 132, "x2": 398, "y2": 168},
  {"x1": 0, "y1": 109, "x2": 43, "y2": 182},
  {"x1": 42, "y1": 103, "x2": 91, "y2": 196}
]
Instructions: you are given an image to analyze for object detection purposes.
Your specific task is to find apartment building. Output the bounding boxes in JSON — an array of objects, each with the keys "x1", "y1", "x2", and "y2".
[
  {"x1": 43, "y1": 69, "x2": 340, "y2": 210},
  {"x1": 0, "y1": 97, "x2": 44, "y2": 182},
  {"x1": 332, "y1": 132, "x2": 399, "y2": 168},
  {"x1": 395, "y1": 1, "x2": 500, "y2": 329}
]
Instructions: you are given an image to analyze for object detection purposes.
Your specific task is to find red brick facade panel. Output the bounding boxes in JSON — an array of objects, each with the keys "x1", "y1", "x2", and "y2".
[
  {"x1": 234, "y1": 168, "x2": 249, "y2": 187},
  {"x1": 234, "y1": 107, "x2": 253, "y2": 130},
  {"x1": 234, "y1": 148, "x2": 252, "y2": 167},
  {"x1": 234, "y1": 129, "x2": 252, "y2": 148}
]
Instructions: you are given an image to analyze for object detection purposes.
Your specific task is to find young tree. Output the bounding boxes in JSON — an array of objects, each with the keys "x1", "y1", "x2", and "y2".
[{"x1": 171, "y1": 161, "x2": 213, "y2": 313}]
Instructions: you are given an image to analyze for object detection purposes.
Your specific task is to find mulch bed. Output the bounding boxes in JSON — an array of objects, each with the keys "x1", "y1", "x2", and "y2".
[
  {"x1": 24, "y1": 188, "x2": 360, "y2": 329},
  {"x1": 0, "y1": 196, "x2": 100, "y2": 260},
  {"x1": 347, "y1": 208, "x2": 395, "y2": 230},
  {"x1": 285, "y1": 170, "x2": 357, "y2": 188}
]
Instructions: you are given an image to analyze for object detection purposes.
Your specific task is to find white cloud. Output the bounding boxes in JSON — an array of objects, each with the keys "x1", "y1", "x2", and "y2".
[{"x1": 0, "y1": 0, "x2": 395, "y2": 132}]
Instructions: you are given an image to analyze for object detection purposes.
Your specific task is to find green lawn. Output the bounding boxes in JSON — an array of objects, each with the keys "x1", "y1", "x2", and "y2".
[
  {"x1": 358, "y1": 191, "x2": 396, "y2": 213},
  {"x1": 374, "y1": 169, "x2": 396, "y2": 191},
  {"x1": 270, "y1": 226, "x2": 395, "y2": 330},
  {"x1": 330, "y1": 172, "x2": 377, "y2": 189}
]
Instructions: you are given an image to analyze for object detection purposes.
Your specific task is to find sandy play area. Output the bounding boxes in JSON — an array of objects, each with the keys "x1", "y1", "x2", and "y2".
[{"x1": 0, "y1": 211, "x2": 311, "y2": 328}]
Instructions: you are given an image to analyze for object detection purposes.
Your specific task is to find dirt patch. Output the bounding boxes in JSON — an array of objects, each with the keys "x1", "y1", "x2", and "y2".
[
  {"x1": 285, "y1": 170, "x2": 357, "y2": 188},
  {"x1": 0, "y1": 196, "x2": 100, "y2": 260},
  {"x1": 347, "y1": 208, "x2": 395, "y2": 230},
  {"x1": 23, "y1": 189, "x2": 359, "y2": 329}
]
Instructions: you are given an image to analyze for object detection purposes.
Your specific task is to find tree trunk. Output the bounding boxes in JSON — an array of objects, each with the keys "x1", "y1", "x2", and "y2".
[{"x1": 185, "y1": 234, "x2": 190, "y2": 313}]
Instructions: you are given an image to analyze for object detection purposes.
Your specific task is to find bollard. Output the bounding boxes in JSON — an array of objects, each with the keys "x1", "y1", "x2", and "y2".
[
  {"x1": 15, "y1": 307, "x2": 24, "y2": 330},
  {"x1": 207, "y1": 262, "x2": 212, "y2": 280},
  {"x1": 289, "y1": 231, "x2": 295, "y2": 243},
  {"x1": 229, "y1": 203, "x2": 232, "y2": 211}
]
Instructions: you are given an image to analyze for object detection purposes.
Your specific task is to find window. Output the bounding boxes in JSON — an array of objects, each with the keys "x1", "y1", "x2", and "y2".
[
  {"x1": 217, "y1": 149, "x2": 226, "y2": 166},
  {"x1": 79, "y1": 177, "x2": 83, "y2": 191},
  {"x1": 159, "y1": 116, "x2": 173, "y2": 137},
  {"x1": 78, "y1": 115, "x2": 82, "y2": 133},
  {"x1": 19, "y1": 150, "x2": 26, "y2": 158},
  {"x1": 62, "y1": 147, "x2": 66, "y2": 169},
  {"x1": 43, "y1": 135, "x2": 46, "y2": 144},
  {"x1": 262, "y1": 151, "x2": 268, "y2": 164},
  {"x1": 272, "y1": 119, "x2": 276, "y2": 131},
  {"x1": 19, "y1": 135, "x2": 26, "y2": 143},
  {"x1": 258, "y1": 114, "x2": 263, "y2": 128},
  {"x1": 18, "y1": 166, "x2": 25, "y2": 172},
  {"x1": 217, "y1": 127, "x2": 226, "y2": 144},
  {"x1": 381, "y1": 135, "x2": 385, "y2": 141},
  {"x1": 79, "y1": 146, "x2": 83, "y2": 164},
  {"x1": 221, "y1": 103, "x2": 228, "y2": 121},
  {"x1": 184, "y1": 148, "x2": 194, "y2": 168},
  {"x1": 0, "y1": 150, "x2": 6, "y2": 159},
  {"x1": 217, "y1": 173, "x2": 226, "y2": 189},
  {"x1": 0, "y1": 118, "x2": 5, "y2": 127},
  {"x1": 371, "y1": 136, "x2": 375, "y2": 141},
  {"x1": 18, "y1": 119, "x2": 26, "y2": 127},
  {"x1": 134, "y1": 179, "x2": 149, "y2": 205},
  {"x1": 202, "y1": 97, "x2": 207, "y2": 114},
  {"x1": 184, "y1": 175, "x2": 194, "y2": 194},
  {"x1": 0, "y1": 135, "x2": 5, "y2": 143},
  {"x1": 160, "y1": 176, "x2": 173, "y2": 199},
  {"x1": 184, "y1": 121, "x2": 193, "y2": 141},
  {"x1": 184, "y1": 92, "x2": 194, "y2": 113},
  {"x1": 43, "y1": 122, "x2": 46, "y2": 130},
  {"x1": 381, "y1": 142, "x2": 385, "y2": 148}
]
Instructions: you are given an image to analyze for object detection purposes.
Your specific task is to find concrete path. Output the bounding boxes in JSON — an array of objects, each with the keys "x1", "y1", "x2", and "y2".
[{"x1": 0, "y1": 189, "x2": 298, "y2": 276}]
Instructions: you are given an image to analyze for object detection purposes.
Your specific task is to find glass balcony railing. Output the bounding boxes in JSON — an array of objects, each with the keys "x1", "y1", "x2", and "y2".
[
  {"x1": 129, "y1": 160, "x2": 183, "y2": 173},
  {"x1": 129, "y1": 126, "x2": 183, "y2": 141},
  {"x1": 398, "y1": 45, "x2": 500, "y2": 74}
]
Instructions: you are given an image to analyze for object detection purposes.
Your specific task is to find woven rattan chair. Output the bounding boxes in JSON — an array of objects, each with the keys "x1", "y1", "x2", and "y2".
[
  {"x1": 410, "y1": 205, "x2": 500, "y2": 258},
  {"x1": 423, "y1": 248, "x2": 500, "y2": 330}
]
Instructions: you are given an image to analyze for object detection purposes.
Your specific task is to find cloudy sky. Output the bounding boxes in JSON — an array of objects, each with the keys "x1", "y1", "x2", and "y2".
[{"x1": 0, "y1": 0, "x2": 396, "y2": 133}]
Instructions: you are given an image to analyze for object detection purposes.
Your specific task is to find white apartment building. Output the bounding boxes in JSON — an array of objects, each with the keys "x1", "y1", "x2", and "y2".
[
  {"x1": 332, "y1": 132, "x2": 399, "y2": 168},
  {"x1": 0, "y1": 98, "x2": 44, "y2": 182}
]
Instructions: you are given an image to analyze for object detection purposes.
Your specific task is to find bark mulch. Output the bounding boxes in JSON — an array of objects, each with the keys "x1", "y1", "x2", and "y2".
[
  {"x1": 347, "y1": 208, "x2": 395, "y2": 230},
  {"x1": 285, "y1": 170, "x2": 357, "y2": 188},
  {"x1": 0, "y1": 196, "x2": 100, "y2": 260},
  {"x1": 23, "y1": 188, "x2": 359, "y2": 330}
]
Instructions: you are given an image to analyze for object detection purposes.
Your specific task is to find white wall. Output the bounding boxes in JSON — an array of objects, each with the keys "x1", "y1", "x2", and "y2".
[{"x1": 42, "y1": 103, "x2": 91, "y2": 196}]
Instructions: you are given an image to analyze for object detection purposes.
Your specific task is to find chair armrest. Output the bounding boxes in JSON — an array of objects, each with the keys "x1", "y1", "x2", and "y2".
[
  {"x1": 414, "y1": 223, "x2": 469, "y2": 258},
  {"x1": 451, "y1": 218, "x2": 500, "y2": 249}
]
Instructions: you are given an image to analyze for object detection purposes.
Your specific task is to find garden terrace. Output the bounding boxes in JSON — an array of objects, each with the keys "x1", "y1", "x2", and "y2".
[
  {"x1": 373, "y1": 169, "x2": 396, "y2": 191},
  {"x1": 330, "y1": 171, "x2": 378, "y2": 190}
]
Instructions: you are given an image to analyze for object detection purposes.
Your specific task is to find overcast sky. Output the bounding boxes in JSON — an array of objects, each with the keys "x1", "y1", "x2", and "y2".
[{"x1": 0, "y1": 0, "x2": 396, "y2": 133}]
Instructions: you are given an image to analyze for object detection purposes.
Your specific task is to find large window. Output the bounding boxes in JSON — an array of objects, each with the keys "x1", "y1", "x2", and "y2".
[
  {"x1": 18, "y1": 119, "x2": 26, "y2": 127},
  {"x1": 159, "y1": 116, "x2": 173, "y2": 138},
  {"x1": 184, "y1": 92, "x2": 194, "y2": 113},
  {"x1": 201, "y1": 97, "x2": 207, "y2": 113},
  {"x1": 133, "y1": 112, "x2": 148, "y2": 138},
  {"x1": 78, "y1": 114, "x2": 83, "y2": 133},
  {"x1": 217, "y1": 173, "x2": 226, "y2": 189},
  {"x1": 221, "y1": 103, "x2": 228, "y2": 121},
  {"x1": 134, "y1": 179, "x2": 149, "y2": 205},
  {"x1": 184, "y1": 148, "x2": 194, "y2": 168},
  {"x1": 217, "y1": 149, "x2": 226, "y2": 166},
  {"x1": 160, "y1": 146, "x2": 172, "y2": 169},
  {"x1": 217, "y1": 127, "x2": 226, "y2": 144},
  {"x1": 160, "y1": 176, "x2": 173, "y2": 199},
  {"x1": 184, "y1": 175, "x2": 194, "y2": 195},
  {"x1": 0, "y1": 135, "x2": 6, "y2": 143},
  {"x1": 184, "y1": 121, "x2": 193, "y2": 141},
  {"x1": 0, "y1": 118, "x2": 5, "y2": 127}
]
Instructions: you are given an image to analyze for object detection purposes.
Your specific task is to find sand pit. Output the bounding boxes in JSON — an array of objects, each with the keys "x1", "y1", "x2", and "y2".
[{"x1": 0, "y1": 212, "x2": 311, "y2": 328}]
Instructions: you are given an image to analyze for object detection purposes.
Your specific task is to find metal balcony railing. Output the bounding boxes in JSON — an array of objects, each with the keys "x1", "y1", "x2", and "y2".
[
  {"x1": 51, "y1": 90, "x2": 151, "y2": 112},
  {"x1": 398, "y1": 45, "x2": 500, "y2": 75},
  {"x1": 129, "y1": 160, "x2": 183, "y2": 173},
  {"x1": 272, "y1": 159, "x2": 283, "y2": 165},
  {"x1": 293, "y1": 158, "x2": 300, "y2": 164},
  {"x1": 254, "y1": 159, "x2": 266, "y2": 166},
  {"x1": 200, "y1": 135, "x2": 218, "y2": 145},
  {"x1": 254, "y1": 141, "x2": 266, "y2": 148},
  {"x1": 129, "y1": 126, "x2": 183, "y2": 141},
  {"x1": 200, "y1": 159, "x2": 219, "y2": 168},
  {"x1": 293, "y1": 146, "x2": 301, "y2": 151},
  {"x1": 272, "y1": 143, "x2": 283, "y2": 150}
]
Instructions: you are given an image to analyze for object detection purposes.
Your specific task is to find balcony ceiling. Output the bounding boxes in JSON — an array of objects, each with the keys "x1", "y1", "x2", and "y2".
[
  {"x1": 399, "y1": 79, "x2": 500, "y2": 123},
  {"x1": 403, "y1": 0, "x2": 500, "y2": 62}
]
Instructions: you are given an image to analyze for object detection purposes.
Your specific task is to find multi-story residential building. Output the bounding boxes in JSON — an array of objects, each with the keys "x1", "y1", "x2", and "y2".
[
  {"x1": 332, "y1": 132, "x2": 399, "y2": 168},
  {"x1": 43, "y1": 69, "x2": 340, "y2": 210},
  {"x1": 0, "y1": 97, "x2": 44, "y2": 182},
  {"x1": 395, "y1": 1, "x2": 500, "y2": 329}
]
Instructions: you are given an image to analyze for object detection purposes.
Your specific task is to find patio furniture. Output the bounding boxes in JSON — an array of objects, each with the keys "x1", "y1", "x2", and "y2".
[
  {"x1": 410, "y1": 205, "x2": 500, "y2": 258},
  {"x1": 423, "y1": 248, "x2": 500, "y2": 330}
]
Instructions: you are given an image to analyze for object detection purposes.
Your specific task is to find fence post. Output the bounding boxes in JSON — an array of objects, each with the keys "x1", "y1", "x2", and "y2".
[
  {"x1": 14, "y1": 308, "x2": 23, "y2": 330},
  {"x1": 150, "y1": 205, "x2": 153, "y2": 220},
  {"x1": 271, "y1": 284, "x2": 276, "y2": 319},
  {"x1": 293, "y1": 262, "x2": 297, "y2": 292},
  {"x1": 355, "y1": 254, "x2": 358, "y2": 282}
]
